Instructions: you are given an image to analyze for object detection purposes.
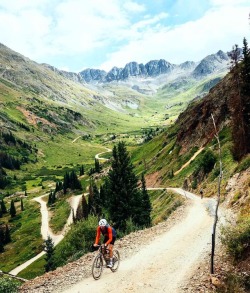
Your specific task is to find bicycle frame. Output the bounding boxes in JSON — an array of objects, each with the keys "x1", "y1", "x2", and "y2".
[{"x1": 92, "y1": 244, "x2": 120, "y2": 280}]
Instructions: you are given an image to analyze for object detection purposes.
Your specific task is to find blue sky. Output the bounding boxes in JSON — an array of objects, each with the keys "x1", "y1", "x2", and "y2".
[{"x1": 0, "y1": 0, "x2": 249, "y2": 72}]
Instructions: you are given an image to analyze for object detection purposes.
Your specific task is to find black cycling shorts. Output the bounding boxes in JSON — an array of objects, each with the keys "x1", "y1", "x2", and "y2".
[{"x1": 104, "y1": 236, "x2": 116, "y2": 245}]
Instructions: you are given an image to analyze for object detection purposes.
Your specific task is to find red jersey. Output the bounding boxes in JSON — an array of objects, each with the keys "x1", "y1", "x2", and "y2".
[{"x1": 95, "y1": 225, "x2": 115, "y2": 246}]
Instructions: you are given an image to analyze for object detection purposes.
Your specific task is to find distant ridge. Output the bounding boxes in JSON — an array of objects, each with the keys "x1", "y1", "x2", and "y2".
[{"x1": 43, "y1": 50, "x2": 230, "y2": 84}]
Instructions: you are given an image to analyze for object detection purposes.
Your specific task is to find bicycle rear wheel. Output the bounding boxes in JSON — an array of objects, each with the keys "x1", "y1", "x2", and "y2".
[
  {"x1": 92, "y1": 254, "x2": 103, "y2": 280},
  {"x1": 111, "y1": 249, "x2": 120, "y2": 272}
]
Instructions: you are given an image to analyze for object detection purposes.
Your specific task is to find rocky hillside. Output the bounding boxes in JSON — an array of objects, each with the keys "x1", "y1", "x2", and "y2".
[
  {"x1": 0, "y1": 42, "x2": 231, "y2": 139},
  {"x1": 0, "y1": 43, "x2": 150, "y2": 136}
]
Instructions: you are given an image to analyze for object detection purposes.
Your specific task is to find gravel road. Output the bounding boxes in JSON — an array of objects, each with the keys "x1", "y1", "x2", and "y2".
[
  {"x1": 62, "y1": 191, "x2": 215, "y2": 293},
  {"x1": 20, "y1": 190, "x2": 216, "y2": 292}
]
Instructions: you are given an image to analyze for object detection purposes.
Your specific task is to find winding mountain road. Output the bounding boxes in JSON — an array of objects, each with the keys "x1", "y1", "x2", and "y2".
[
  {"x1": 95, "y1": 147, "x2": 112, "y2": 160},
  {"x1": 62, "y1": 189, "x2": 218, "y2": 293}
]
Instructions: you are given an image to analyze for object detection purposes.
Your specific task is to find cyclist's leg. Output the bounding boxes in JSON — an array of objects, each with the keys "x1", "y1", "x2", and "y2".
[{"x1": 108, "y1": 236, "x2": 116, "y2": 258}]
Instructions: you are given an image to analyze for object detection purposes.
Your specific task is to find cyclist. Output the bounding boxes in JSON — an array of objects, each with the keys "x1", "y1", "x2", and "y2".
[{"x1": 93, "y1": 219, "x2": 117, "y2": 268}]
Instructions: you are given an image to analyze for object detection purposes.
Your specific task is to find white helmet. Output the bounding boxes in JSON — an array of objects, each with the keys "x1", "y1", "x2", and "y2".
[{"x1": 99, "y1": 219, "x2": 107, "y2": 226}]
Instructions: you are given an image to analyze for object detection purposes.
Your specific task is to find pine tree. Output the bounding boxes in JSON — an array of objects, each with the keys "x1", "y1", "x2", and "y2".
[
  {"x1": 72, "y1": 208, "x2": 77, "y2": 224},
  {"x1": 0, "y1": 227, "x2": 4, "y2": 253},
  {"x1": 242, "y1": 37, "x2": 250, "y2": 92},
  {"x1": 76, "y1": 202, "x2": 83, "y2": 221},
  {"x1": 43, "y1": 236, "x2": 55, "y2": 272},
  {"x1": 63, "y1": 172, "x2": 70, "y2": 194},
  {"x1": 229, "y1": 43, "x2": 248, "y2": 160},
  {"x1": 75, "y1": 194, "x2": 89, "y2": 221},
  {"x1": 51, "y1": 191, "x2": 56, "y2": 204},
  {"x1": 70, "y1": 171, "x2": 82, "y2": 190},
  {"x1": 79, "y1": 165, "x2": 85, "y2": 176},
  {"x1": 88, "y1": 181, "x2": 95, "y2": 215},
  {"x1": 241, "y1": 37, "x2": 250, "y2": 153},
  {"x1": 10, "y1": 200, "x2": 16, "y2": 218},
  {"x1": 95, "y1": 158, "x2": 101, "y2": 173},
  {"x1": 107, "y1": 141, "x2": 140, "y2": 231},
  {"x1": 92, "y1": 181, "x2": 102, "y2": 216},
  {"x1": 21, "y1": 198, "x2": 24, "y2": 211},
  {"x1": 82, "y1": 195, "x2": 89, "y2": 219},
  {"x1": 100, "y1": 181, "x2": 109, "y2": 208},
  {"x1": 139, "y1": 173, "x2": 152, "y2": 227},
  {"x1": 4, "y1": 224, "x2": 11, "y2": 244},
  {"x1": 1, "y1": 200, "x2": 7, "y2": 214},
  {"x1": 48, "y1": 190, "x2": 53, "y2": 205}
]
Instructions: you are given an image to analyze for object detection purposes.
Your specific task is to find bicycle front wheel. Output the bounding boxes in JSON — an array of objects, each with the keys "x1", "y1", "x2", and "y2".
[
  {"x1": 111, "y1": 249, "x2": 120, "y2": 272},
  {"x1": 92, "y1": 254, "x2": 103, "y2": 280}
]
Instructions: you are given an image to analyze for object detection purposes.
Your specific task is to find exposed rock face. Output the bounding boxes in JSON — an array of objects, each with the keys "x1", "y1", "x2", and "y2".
[
  {"x1": 76, "y1": 51, "x2": 228, "y2": 84},
  {"x1": 79, "y1": 68, "x2": 106, "y2": 83},
  {"x1": 144, "y1": 59, "x2": 175, "y2": 76},
  {"x1": 175, "y1": 73, "x2": 235, "y2": 153},
  {"x1": 105, "y1": 66, "x2": 123, "y2": 82},
  {"x1": 179, "y1": 61, "x2": 196, "y2": 70},
  {"x1": 192, "y1": 50, "x2": 229, "y2": 78}
]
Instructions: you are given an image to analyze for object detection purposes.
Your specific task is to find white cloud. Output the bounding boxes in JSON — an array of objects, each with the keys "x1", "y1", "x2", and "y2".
[
  {"x1": 210, "y1": 0, "x2": 249, "y2": 6},
  {"x1": 133, "y1": 12, "x2": 168, "y2": 30},
  {"x1": 100, "y1": 5, "x2": 250, "y2": 70},
  {"x1": 0, "y1": 6, "x2": 52, "y2": 58},
  {"x1": 0, "y1": 0, "x2": 249, "y2": 72},
  {"x1": 123, "y1": 1, "x2": 145, "y2": 13}
]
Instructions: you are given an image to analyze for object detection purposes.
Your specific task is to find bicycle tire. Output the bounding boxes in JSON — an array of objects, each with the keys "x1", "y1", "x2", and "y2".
[
  {"x1": 111, "y1": 249, "x2": 120, "y2": 272},
  {"x1": 92, "y1": 254, "x2": 103, "y2": 280}
]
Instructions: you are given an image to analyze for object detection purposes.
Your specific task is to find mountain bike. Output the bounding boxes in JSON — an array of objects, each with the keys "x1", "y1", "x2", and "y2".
[{"x1": 92, "y1": 244, "x2": 120, "y2": 280}]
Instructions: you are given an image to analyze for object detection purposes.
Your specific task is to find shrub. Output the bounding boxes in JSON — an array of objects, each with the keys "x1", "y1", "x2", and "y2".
[
  {"x1": 235, "y1": 154, "x2": 250, "y2": 172},
  {"x1": 221, "y1": 216, "x2": 250, "y2": 261},
  {"x1": 218, "y1": 272, "x2": 246, "y2": 293},
  {"x1": 53, "y1": 216, "x2": 97, "y2": 267},
  {"x1": 0, "y1": 276, "x2": 21, "y2": 293}
]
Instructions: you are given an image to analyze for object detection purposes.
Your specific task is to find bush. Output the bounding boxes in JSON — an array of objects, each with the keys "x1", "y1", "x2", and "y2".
[
  {"x1": 218, "y1": 272, "x2": 246, "y2": 293},
  {"x1": 0, "y1": 276, "x2": 21, "y2": 293},
  {"x1": 221, "y1": 217, "x2": 250, "y2": 261},
  {"x1": 53, "y1": 216, "x2": 97, "y2": 267},
  {"x1": 235, "y1": 155, "x2": 250, "y2": 172}
]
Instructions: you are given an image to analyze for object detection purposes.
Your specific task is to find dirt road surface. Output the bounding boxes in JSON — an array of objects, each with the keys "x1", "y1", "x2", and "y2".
[{"x1": 63, "y1": 191, "x2": 215, "y2": 293}]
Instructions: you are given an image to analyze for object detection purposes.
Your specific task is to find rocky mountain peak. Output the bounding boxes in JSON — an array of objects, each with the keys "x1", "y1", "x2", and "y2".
[
  {"x1": 192, "y1": 50, "x2": 230, "y2": 78},
  {"x1": 75, "y1": 51, "x2": 229, "y2": 84}
]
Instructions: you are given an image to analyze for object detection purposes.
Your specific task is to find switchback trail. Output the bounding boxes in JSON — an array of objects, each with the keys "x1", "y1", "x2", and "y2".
[
  {"x1": 9, "y1": 194, "x2": 82, "y2": 276},
  {"x1": 95, "y1": 147, "x2": 112, "y2": 160},
  {"x1": 61, "y1": 189, "x2": 216, "y2": 293}
]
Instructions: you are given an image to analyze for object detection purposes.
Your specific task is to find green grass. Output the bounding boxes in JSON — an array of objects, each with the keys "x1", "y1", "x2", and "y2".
[
  {"x1": 49, "y1": 197, "x2": 71, "y2": 233},
  {"x1": 0, "y1": 275, "x2": 21, "y2": 293},
  {"x1": 149, "y1": 189, "x2": 184, "y2": 224},
  {"x1": 0, "y1": 199, "x2": 42, "y2": 272},
  {"x1": 18, "y1": 256, "x2": 46, "y2": 279}
]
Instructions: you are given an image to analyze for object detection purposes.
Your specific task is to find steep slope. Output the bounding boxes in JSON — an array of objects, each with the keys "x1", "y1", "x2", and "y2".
[
  {"x1": 132, "y1": 64, "x2": 249, "y2": 192},
  {"x1": 0, "y1": 43, "x2": 151, "y2": 135}
]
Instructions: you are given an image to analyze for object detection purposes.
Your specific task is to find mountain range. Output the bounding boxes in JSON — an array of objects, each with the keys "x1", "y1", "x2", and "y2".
[
  {"x1": 44, "y1": 49, "x2": 230, "y2": 85},
  {"x1": 0, "y1": 42, "x2": 231, "y2": 138}
]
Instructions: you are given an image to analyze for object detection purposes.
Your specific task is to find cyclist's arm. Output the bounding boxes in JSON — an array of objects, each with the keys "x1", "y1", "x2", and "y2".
[
  {"x1": 105, "y1": 226, "x2": 113, "y2": 246},
  {"x1": 94, "y1": 227, "x2": 101, "y2": 245}
]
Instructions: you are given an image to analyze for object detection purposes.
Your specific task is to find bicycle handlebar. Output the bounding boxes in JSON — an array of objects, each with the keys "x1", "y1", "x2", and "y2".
[{"x1": 94, "y1": 244, "x2": 110, "y2": 251}]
